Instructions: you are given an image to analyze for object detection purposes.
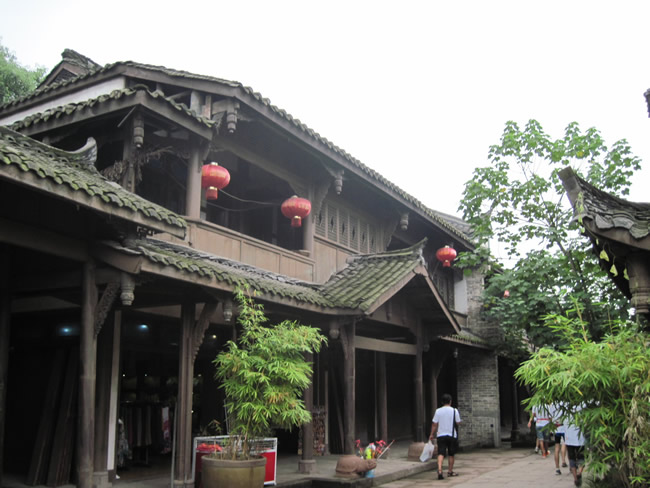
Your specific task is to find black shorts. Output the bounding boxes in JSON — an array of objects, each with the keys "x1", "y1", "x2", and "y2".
[
  {"x1": 437, "y1": 435, "x2": 458, "y2": 457},
  {"x1": 567, "y1": 445, "x2": 584, "y2": 468}
]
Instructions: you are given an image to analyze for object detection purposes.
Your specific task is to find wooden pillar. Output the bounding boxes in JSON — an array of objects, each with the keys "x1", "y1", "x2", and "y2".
[
  {"x1": 185, "y1": 146, "x2": 202, "y2": 220},
  {"x1": 174, "y1": 302, "x2": 195, "y2": 488},
  {"x1": 376, "y1": 352, "x2": 388, "y2": 444},
  {"x1": 342, "y1": 320, "x2": 356, "y2": 454},
  {"x1": 299, "y1": 353, "x2": 315, "y2": 473},
  {"x1": 93, "y1": 313, "x2": 114, "y2": 488},
  {"x1": 628, "y1": 252, "x2": 650, "y2": 320},
  {"x1": 0, "y1": 247, "x2": 10, "y2": 488},
  {"x1": 78, "y1": 260, "x2": 98, "y2": 488},
  {"x1": 302, "y1": 187, "x2": 315, "y2": 256},
  {"x1": 107, "y1": 311, "x2": 122, "y2": 479},
  {"x1": 510, "y1": 364, "x2": 520, "y2": 441},
  {"x1": 413, "y1": 323, "x2": 424, "y2": 442}
]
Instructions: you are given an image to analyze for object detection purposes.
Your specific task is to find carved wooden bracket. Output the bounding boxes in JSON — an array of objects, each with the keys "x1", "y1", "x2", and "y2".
[
  {"x1": 132, "y1": 113, "x2": 144, "y2": 149},
  {"x1": 399, "y1": 212, "x2": 409, "y2": 231},
  {"x1": 120, "y1": 272, "x2": 135, "y2": 306},
  {"x1": 94, "y1": 282, "x2": 120, "y2": 337},
  {"x1": 192, "y1": 302, "x2": 219, "y2": 361},
  {"x1": 211, "y1": 99, "x2": 240, "y2": 134}
]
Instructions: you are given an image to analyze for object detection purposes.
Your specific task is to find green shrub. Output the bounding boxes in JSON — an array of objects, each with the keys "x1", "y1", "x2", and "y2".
[{"x1": 515, "y1": 306, "x2": 650, "y2": 487}]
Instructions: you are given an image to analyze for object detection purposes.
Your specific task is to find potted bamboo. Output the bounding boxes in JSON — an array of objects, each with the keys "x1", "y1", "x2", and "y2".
[{"x1": 203, "y1": 286, "x2": 327, "y2": 488}]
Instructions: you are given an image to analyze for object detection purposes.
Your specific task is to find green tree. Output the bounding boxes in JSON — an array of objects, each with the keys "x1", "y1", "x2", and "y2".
[
  {"x1": 516, "y1": 308, "x2": 650, "y2": 487},
  {"x1": 459, "y1": 120, "x2": 640, "y2": 356},
  {"x1": 0, "y1": 41, "x2": 45, "y2": 104}
]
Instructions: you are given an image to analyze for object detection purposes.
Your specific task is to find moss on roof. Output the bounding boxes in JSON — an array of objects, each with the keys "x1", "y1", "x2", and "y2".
[
  {"x1": 2, "y1": 56, "x2": 473, "y2": 245},
  {"x1": 116, "y1": 237, "x2": 430, "y2": 313},
  {"x1": 320, "y1": 239, "x2": 427, "y2": 311},
  {"x1": 0, "y1": 126, "x2": 187, "y2": 233}
]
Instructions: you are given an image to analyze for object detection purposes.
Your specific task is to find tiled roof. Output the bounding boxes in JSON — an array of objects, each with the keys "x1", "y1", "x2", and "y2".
[
  {"x1": 321, "y1": 239, "x2": 426, "y2": 311},
  {"x1": 9, "y1": 85, "x2": 215, "y2": 132},
  {"x1": 560, "y1": 167, "x2": 650, "y2": 241},
  {"x1": 440, "y1": 332, "x2": 490, "y2": 348},
  {"x1": 133, "y1": 238, "x2": 332, "y2": 307},
  {"x1": 108, "y1": 237, "x2": 432, "y2": 314},
  {"x1": 0, "y1": 126, "x2": 187, "y2": 234},
  {"x1": 1, "y1": 56, "x2": 473, "y2": 245}
]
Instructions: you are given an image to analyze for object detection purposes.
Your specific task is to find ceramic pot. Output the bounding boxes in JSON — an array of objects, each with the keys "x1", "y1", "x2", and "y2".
[{"x1": 201, "y1": 455, "x2": 266, "y2": 488}]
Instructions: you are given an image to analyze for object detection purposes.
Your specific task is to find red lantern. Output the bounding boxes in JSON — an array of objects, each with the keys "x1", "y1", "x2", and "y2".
[
  {"x1": 201, "y1": 162, "x2": 230, "y2": 200},
  {"x1": 281, "y1": 195, "x2": 311, "y2": 228},
  {"x1": 436, "y1": 245, "x2": 457, "y2": 267}
]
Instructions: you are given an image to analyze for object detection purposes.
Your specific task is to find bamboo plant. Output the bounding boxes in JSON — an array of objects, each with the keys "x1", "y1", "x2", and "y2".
[{"x1": 213, "y1": 286, "x2": 327, "y2": 459}]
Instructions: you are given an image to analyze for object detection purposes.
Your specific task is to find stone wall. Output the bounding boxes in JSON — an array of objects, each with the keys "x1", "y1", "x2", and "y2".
[{"x1": 456, "y1": 348, "x2": 501, "y2": 448}]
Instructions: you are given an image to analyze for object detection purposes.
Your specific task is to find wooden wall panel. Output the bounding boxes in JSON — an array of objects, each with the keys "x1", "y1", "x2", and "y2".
[{"x1": 241, "y1": 242, "x2": 281, "y2": 273}]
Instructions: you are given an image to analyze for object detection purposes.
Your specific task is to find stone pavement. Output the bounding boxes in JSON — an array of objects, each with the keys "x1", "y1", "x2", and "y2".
[{"x1": 380, "y1": 447, "x2": 587, "y2": 488}]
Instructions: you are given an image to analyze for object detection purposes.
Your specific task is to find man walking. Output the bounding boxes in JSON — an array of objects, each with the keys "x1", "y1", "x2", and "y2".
[{"x1": 429, "y1": 393, "x2": 461, "y2": 480}]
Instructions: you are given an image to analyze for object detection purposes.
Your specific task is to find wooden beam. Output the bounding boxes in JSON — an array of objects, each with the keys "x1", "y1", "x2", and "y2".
[
  {"x1": 0, "y1": 216, "x2": 88, "y2": 261},
  {"x1": 355, "y1": 336, "x2": 416, "y2": 355}
]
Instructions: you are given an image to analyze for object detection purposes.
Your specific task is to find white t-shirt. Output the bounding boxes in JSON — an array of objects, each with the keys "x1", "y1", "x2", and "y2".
[
  {"x1": 432, "y1": 405, "x2": 461, "y2": 438},
  {"x1": 533, "y1": 406, "x2": 551, "y2": 428},
  {"x1": 548, "y1": 403, "x2": 565, "y2": 434}
]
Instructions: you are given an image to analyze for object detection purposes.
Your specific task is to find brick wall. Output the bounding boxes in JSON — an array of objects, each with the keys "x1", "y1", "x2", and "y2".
[{"x1": 455, "y1": 348, "x2": 501, "y2": 448}]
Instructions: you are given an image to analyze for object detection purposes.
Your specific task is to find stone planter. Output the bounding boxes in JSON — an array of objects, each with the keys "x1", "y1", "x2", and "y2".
[{"x1": 201, "y1": 456, "x2": 266, "y2": 488}]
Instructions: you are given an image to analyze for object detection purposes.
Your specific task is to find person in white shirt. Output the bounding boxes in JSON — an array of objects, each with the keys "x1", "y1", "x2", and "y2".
[
  {"x1": 549, "y1": 403, "x2": 568, "y2": 475},
  {"x1": 528, "y1": 405, "x2": 552, "y2": 458},
  {"x1": 564, "y1": 408, "x2": 586, "y2": 487},
  {"x1": 429, "y1": 393, "x2": 461, "y2": 480}
]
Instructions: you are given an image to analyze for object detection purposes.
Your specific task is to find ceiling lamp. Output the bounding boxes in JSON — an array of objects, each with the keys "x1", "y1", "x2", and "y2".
[
  {"x1": 281, "y1": 196, "x2": 311, "y2": 228},
  {"x1": 201, "y1": 162, "x2": 230, "y2": 200},
  {"x1": 436, "y1": 245, "x2": 457, "y2": 267}
]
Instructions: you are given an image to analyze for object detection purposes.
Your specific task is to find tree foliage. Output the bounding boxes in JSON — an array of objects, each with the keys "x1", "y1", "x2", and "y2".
[
  {"x1": 458, "y1": 120, "x2": 640, "y2": 356},
  {"x1": 213, "y1": 286, "x2": 326, "y2": 459},
  {"x1": 516, "y1": 308, "x2": 650, "y2": 487},
  {"x1": 0, "y1": 41, "x2": 45, "y2": 105}
]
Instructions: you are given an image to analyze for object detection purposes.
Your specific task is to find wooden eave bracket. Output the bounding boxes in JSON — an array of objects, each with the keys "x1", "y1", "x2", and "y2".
[{"x1": 191, "y1": 302, "x2": 219, "y2": 361}]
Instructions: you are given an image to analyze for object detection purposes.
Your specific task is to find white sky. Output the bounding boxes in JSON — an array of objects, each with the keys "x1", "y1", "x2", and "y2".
[{"x1": 1, "y1": 0, "x2": 649, "y2": 220}]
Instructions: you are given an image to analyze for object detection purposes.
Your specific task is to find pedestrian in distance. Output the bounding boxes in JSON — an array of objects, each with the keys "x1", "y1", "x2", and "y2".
[
  {"x1": 429, "y1": 393, "x2": 461, "y2": 480},
  {"x1": 564, "y1": 408, "x2": 586, "y2": 487},
  {"x1": 527, "y1": 405, "x2": 551, "y2": 458},
  {"x1": 549, "y1": 403, "x2": 568, "y2": 475}
]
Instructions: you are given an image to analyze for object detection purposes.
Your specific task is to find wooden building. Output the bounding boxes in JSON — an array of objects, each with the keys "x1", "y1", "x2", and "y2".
[{"x1": 0, "y1": 49, "x2": 501, "y2": 488}]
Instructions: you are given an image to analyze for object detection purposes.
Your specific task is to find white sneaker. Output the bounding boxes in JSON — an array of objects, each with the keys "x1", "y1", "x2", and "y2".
[{"x1": 535, "y1": 447, "x2": 539, "y2": 454}]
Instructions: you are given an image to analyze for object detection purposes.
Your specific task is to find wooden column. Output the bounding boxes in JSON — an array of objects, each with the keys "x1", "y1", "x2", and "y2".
[
  {"x1": 0, "y1": 246, "x2": 10, "y2": 488},
  {"x1": 302, "y1": 187, "x2": 315, "y2": 256},
  {"x1": 107, "y1": 311, "x2": 122, "y2": 479},
  {"x1": 376, "y1": 352, "x2": 388, "y2": 444},
  {"x1": 174, "y1": 302, "x2": 195, "y2": 488},
  {"x1": 628, "y1": 252, "x2": 650, "y2": 320},
  {"x1": 342, "y1": 320, "x2": 356, "y2": 454},
  {"x1": 93, "y1": 313, "x2": 113, "y2": 488},
  {"x1": 185, "y1": 146, "x2": 202, "y2": 220},
  {"x1": 299, "y1": 353, "x2": 315, "y2": 473},
  {"x1": 78, "y1": 260, "x2": 98, "y2": 488},
  {"x1": 510, "y1": 367, "x2": 520, "y2": 442},
  {"x1": 413, "y1": 323, "x2": 424, "y2": 442}
]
